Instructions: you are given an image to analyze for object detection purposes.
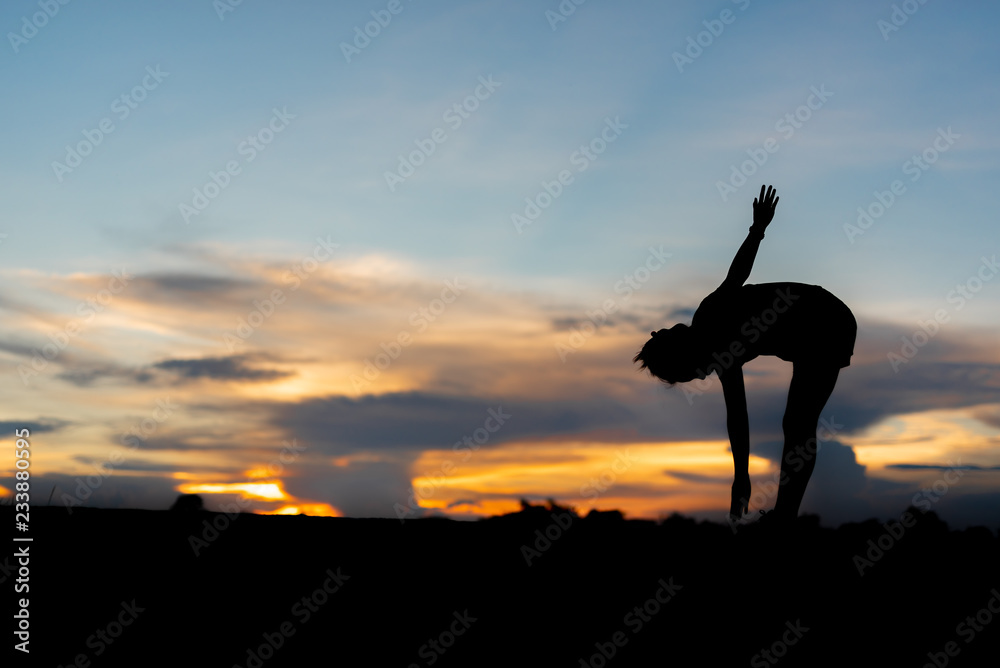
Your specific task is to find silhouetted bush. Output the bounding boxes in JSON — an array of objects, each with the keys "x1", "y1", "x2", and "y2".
[{"x1": 169, "y1": 493, "x2": 204, "y2": 512}]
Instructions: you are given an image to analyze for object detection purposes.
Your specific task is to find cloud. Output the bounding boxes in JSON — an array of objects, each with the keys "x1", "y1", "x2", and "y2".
[
  {"x1": 126, "y1": 433, "x2": 269, "y2": 454},
  {"x1": 152, "y1": 355, "x2": 293, "y2": 383},
  {"x1": 129, "y1": 273, "x2": 262, "y2": 306},
  {"x1": 750, "y1": 439, "x2": 878, "y2": 526},
  {"x1": 281, "y1": 458, "x2": 415, "y2": 518},
  {"x1": 666, "y1": 306, "x2": 696, "y2": 320},
  {"x1": 57, "y1": 365, "x2": 155, "y2": 387},
  {"x1": 972, "y1": 406, "x2": 1000, "y2": 430},
  {"x1": 886, "y1": 464, "x2": 1000, "y2": 471},
  {"x1": 823, "y1": 360, "x2": 1000, "y2": 436},
  {"x1": 550, "y1": 311, "x2": 645, "y2": 332},
  {"x1": 0, "y1": 418, "x2": 70, "y2": 434},
  {"x1": 37, "y1": 473, "x2": 184, "y2": 512},
  {"x1": 270, "y1": 391, "x2": 638, "y2": 455},
  {"x1": 0, "y1": 339, "x2": 40, "y2": 358},
  {"x1": 54, "y1": 355, "x2": 292, "y2": 387},
  {"x1": 663, "y1": 470, "x2": 730, "y2": 485},
  {"x1": 71, "y1": 456, "x2": 195, "y2": 473},
  {"x1": 4, "y1": 249, "x2": 998, "y2": 529}
]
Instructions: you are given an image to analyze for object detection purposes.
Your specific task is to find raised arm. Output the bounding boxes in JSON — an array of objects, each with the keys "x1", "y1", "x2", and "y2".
[
  {"x1": 721, "y1": 367, "x2": 751, "y2": 520},
  {"x1": 719, "y1": 185, "x2": 779, "y2": 292}
]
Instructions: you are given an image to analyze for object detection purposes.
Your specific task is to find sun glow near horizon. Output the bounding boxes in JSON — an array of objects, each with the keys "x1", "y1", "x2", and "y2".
[
  {"x1": 405, "y1": 439, "x2": 753, "y2": 520},
  {"x1": 177, "y1": 481, "x2": 287, "y2": 501}
]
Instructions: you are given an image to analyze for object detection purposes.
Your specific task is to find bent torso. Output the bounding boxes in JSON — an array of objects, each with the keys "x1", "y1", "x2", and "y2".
[{"x1": 691, "y1": 282, "x2": 856, "y2": 370}]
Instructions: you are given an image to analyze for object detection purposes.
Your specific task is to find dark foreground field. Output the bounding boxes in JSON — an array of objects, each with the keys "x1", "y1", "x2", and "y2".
[{"x1": 6, "y1": 503, "x2": 999, "y2": 667}]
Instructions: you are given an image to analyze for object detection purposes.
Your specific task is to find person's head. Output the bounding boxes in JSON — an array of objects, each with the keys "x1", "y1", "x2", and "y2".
[{"x1": 633, "y1": 324, "x2": 710, "y2": 385}]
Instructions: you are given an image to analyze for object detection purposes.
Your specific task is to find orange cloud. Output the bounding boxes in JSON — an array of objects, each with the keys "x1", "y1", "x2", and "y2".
[{"x1": 178, "y1": 482, "x2": 287, "y2": 500}]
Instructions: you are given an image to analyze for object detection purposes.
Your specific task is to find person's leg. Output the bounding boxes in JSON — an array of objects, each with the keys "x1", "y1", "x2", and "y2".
[{"x1": 772, "y1": 362, "x2": 840, "y2": 522}]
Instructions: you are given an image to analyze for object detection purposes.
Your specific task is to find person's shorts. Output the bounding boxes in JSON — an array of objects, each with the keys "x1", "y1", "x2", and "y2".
[
  {"x1": 804, "y1": 292, "x2": 857, "y2": 368},
  {"x1": 775, "y1": 286, "x2": 857, "y2": 369}
]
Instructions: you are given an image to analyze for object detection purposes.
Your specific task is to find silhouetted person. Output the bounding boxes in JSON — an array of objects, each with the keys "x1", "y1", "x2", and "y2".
[{"x1": 634, "y1": 185, "x2": 856, "y2": 526}]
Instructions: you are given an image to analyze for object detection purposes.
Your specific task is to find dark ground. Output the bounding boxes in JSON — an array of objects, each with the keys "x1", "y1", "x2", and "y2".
[{"x1": 5, "y1": 502, "x2": 999, "y2": 667}]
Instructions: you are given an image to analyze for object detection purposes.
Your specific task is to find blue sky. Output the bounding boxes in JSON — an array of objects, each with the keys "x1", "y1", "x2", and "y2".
[{"x1": 2, "y1": 0, "x2": 999, "y2": 528}]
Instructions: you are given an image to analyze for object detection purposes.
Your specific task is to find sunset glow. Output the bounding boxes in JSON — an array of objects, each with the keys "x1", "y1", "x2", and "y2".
[
  {"x1": 2, "y1": 0, "x2": 997, "y2": 530},
  {"x1": 261, "y1": 504, "x2": 342, "y2": 517},
  {"x1": 178, "y1": 482, "x2": 287, "y2": 501}
]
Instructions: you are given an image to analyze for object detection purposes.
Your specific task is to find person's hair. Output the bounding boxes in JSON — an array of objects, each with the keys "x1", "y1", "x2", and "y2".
[{"x1": 633, "y1": 324, "x2": 702, "y2": 385}]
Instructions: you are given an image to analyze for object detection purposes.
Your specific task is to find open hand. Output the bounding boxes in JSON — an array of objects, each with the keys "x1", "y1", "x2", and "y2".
[{"x1": 752, "y1": 185, "x2": 779, "y2": 229}]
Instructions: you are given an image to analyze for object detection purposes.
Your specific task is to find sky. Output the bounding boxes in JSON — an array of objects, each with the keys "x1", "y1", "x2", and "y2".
[{"x1": 2, "y1": 0, "x2": 999, "y2": 528}]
